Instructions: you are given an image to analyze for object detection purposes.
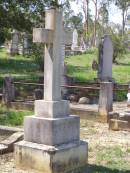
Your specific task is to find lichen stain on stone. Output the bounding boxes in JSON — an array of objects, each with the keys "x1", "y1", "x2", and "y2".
[
  {"x1": 51, "y1": 157, "x2": 79, "y2": 172},
  {"x1": 52, "y1": 161, "x2": 66, "y2": 172}
]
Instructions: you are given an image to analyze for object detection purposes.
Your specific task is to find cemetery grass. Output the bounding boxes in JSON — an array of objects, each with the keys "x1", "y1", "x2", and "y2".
[
  {"x1": 0, "y1": 48, "x2": 130, "y2": 85},
  {"x1": 0, "y1": 48, "x2": 42, "y2": 87},
  {"x1": 66, "y1": 50, "x2": 130, "y2": 83},
  {"x1": 0, "y1": 104, "x2": 32, "y2": 126}
]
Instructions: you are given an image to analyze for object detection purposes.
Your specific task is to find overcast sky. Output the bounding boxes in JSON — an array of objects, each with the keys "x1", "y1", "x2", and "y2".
[{"x1": 70, "y1": 1, "x2": 122, "y2": 25}]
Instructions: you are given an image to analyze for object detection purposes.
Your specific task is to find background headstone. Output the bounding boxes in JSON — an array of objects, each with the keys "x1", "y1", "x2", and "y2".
[
  {"x1": 3, "y1": 77, "x2": 15, "y2": 105},
  {"x1": 71, "y1": 29, "x2": 78, "y2": 50},
  {"x1": 10, "y1": 31, "x2": 19, "y2": 55},
  {"x1": 23, "y1": 33, "x2": 29, "y2": 55}
]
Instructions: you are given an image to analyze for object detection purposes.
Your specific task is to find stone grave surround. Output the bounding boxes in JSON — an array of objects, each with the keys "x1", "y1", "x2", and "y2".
[{"x1": 15, "y1": 8, "x2": 88, "y2": 173}]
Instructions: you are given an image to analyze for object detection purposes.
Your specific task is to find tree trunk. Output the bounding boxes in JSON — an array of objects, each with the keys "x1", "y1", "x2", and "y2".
[
  {"x1": 122, "y1": 9, "x2": 125, "y2": 36},
  {"x1": 86, "y1": 0, "x2": 89, "y2": 35},
  {"x1": 93, "y1": 0, "x2": 98, "y2": 46}
]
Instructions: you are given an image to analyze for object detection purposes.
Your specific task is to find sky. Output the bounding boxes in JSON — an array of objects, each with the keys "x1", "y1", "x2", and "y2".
[{"x1": 70, "y1": 1, "x2": 122, "y2": 25}]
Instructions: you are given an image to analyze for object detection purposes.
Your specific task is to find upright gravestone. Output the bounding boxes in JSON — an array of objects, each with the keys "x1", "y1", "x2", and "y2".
[
  {"x1": 15, "y1": 8, "x2": 88, "y2": 173},
  {"x1": 23, "y1": 32, "x2": 29, "y2": 55},
  {"x1": 80, "y1": 37, "x2": 87, "y2": 50},
  {"x1": 98, "y1": 35, "x2": 113, "y2": 121},
  {"x1": 10, "y1": 31, "x2": 19, "y2": 55},
  {"x1": 98, "y1": 35, "x2": 113, "y2": 81},
  {"x1": 71, "y1": 29, "x2": 78, "y2": 50}
]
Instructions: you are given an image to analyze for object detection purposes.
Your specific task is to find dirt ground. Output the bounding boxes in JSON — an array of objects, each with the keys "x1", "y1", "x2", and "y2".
[{"x1": 0, "y1": 102, "x2": 130, "y2": 173}]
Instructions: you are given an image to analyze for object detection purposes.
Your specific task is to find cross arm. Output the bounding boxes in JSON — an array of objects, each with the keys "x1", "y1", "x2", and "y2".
[{"x1": 33, "y1": 28, "x2": 53, "y2": 43}]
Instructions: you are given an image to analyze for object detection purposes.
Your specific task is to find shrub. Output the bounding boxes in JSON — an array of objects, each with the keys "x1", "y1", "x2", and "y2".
[{"x1": 111, "y1": 34, "x2": 126, "y2": 63}]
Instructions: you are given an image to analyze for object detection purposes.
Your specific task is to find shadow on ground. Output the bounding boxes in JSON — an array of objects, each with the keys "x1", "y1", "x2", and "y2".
[{"x1": 86, "y1": 164, "x2": 130, "y2": 173}]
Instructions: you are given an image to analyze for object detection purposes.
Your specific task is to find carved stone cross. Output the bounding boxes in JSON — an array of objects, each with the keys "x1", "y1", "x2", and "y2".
[{"x1": 33, "y1": 8, "x2": 72, "y2": 102}]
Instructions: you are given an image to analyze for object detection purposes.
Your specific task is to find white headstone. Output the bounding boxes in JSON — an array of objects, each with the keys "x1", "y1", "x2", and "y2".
[{"x1": 71, "y1": 29, "x2": 78, "y2": 50}]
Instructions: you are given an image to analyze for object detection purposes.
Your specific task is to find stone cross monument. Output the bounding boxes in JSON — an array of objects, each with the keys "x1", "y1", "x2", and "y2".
[
  {"x1": 98, "y1": 35, "x2": 113, "y2": 81},
  {"x1": 15, "y1": 8, "x2": 88, "y2": 173}
]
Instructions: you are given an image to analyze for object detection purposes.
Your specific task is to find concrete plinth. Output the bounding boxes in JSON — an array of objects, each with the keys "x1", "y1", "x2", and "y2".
[
  {"x1": 35, "y1": 100, "x2": 70, "y2": 118},
  {"x1": 98, "y1": 82, "x2": 113, "y2": 122},
  {"x1": 15, "y1": 140, "x2": 88, "y2": 173},
  {"x1": 24, "y1": 115, "x2": 80, "y2": 145}
]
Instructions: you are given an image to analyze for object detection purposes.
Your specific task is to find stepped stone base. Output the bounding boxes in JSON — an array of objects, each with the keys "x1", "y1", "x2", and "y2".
[
  {"x1": 24, "y1": 115, "x2": 79, "y2": 146},
  {"x1": 15, "y1": 140, "x2": 88, "y2": 173}
]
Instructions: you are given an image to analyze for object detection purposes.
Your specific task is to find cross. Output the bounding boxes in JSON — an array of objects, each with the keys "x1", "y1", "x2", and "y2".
[{"x1": 33, "y1": 8, "x2": 72, "y2": 101}]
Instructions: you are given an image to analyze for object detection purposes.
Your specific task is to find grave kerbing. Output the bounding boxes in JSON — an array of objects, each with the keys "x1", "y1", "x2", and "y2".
[{"x1": 15, "y1": 8, "x2": 88, "y2": 173}]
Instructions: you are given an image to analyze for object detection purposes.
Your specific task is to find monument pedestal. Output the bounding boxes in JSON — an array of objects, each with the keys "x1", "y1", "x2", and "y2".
[
  {"x1": 15, "y1": 109, "x2": 88, "y2": 173},
  {"x1": 15, "y1": 140, "x2": 87, "y2": 173}
]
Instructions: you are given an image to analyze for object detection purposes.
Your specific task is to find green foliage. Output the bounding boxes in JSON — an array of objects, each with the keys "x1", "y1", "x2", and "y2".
[
  {"x1": 115, "y1": 90, "x2": 127, "y2": 101},
  {"x1": 111, "y1": 34, "x2": 126, "y2": 63},
  {"x1": 0, "y1": 0, "x2": 62, "y2": 44},
  {"x1": 0, "y1": 48, "x2": 40, "y2": 87},
  {"x1": 0, "y1": 105, "x2": 32, "y2": 126},
  {"x1": 27, "y1": 43, "x2": 44, "y2": 72}
]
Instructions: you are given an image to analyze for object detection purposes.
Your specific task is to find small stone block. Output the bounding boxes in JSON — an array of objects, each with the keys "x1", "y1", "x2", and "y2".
[
  {"x1": 24, "y1": 115, "x2": 80, "y2": 146},
  {"x1": 108, "y1": 112, "x2": 119, "y2": 121},
  {"x1": 0, "y1": 132, "x2": 23, "y2": 152},
  {"x1": 0, "y1": 144, "x2": 8, "y2": 154},
  {"x1": 15, "y1": 140, "x2": 88, "y2": 173},
  {"x1": 35, "y1": 100, "x2": 70, "y2": 118},
  {"x1": 109, "y1": 119, "x2": 129, "y2": 131}
]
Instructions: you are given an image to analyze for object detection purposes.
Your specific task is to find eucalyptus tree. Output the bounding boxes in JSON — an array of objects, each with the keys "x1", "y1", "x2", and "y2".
[{"x1": 114, "y1": 0, "x2": 130, "y2": 35}]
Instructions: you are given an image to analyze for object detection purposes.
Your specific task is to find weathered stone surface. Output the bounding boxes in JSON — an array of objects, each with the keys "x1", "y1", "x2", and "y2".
[
  {"x1": 1, "y1": 132, "x2": 23, "y2": 152},
  {"x1": 0, "y1": 144, "x2": 8, "y2": 154},
  {"x1": 78, "y1": 97, "x2": 89, "y2": 104},
  {"x1": 0, "y1": 132, "x2": 23, "y2": 154},
  {"x1": 0, "y1": 125, "x2": 23, "y2": 135},
  {"x1": 108, "y1": 112, "x2": 119, "y2": 121},
  {"x1": 109, "y1": 119, "x2": 128, "y2": 131},
  {"x1": 98, "y1": 35, "x2": 113, "y2": 81},
  {"x1": 98, "y1": 82, "x2": 113, "y2": 121},
  {"x1": 15, "y1": 140, "x2": 88, "y2": 173},
  {"x1": 10, "y1": 31, "x2": 19, "y2": 55},
  {"x1": 3, "y1": 77, "x2": 15, "y2": 104},
  {"x1": 34, "y1": 89, "x2": 43, "y2": 100},
  {"x1": 15, "y1": 8, "x2": 88, "y2": 173},
  {"x1": 24, "y1": 115, "x2": 79, "y2": 146},
  {"x1": 35, "y1": 100, "x2": 70, "y2": 118}
]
